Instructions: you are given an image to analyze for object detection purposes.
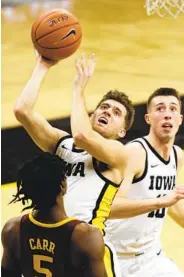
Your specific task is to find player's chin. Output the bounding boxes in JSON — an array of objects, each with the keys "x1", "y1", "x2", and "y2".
[
  {"x1": 93, "y1": 123, "x2": 105, "y2": 131},
  {"x1": 93, "y1": 124, "x2": 109, "y2": 138},
  {"x1": 160, "y1": 132, "x2": 175, "y2": 141}
]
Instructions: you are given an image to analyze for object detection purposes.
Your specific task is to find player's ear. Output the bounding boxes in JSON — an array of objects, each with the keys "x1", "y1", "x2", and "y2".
[
  {"x1": 145, "y1": 113, "x2": 151, "y2": 125},
  {"x1": 89, "y1": 113, "x2": 94, "y2": 120},
  {"x1": 118, "y1": 128, "x2": 126, "y2": 138},
  {"x1": 179, "y1": 114, "x2": 183, "y2": 126}
]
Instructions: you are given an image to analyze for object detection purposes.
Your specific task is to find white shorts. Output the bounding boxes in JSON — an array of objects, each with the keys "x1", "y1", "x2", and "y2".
[
  {"x1": 104, "y1": 241, "x2": 122, "y2": 277},
  {"x1": 117, "y1": 249, "x2": 184, "y2": 277}
]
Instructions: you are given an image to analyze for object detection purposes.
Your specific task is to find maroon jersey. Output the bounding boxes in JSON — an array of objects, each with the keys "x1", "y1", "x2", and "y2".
[{"x1": 20, "y1": 213, "x2": 84, "y2": 277}]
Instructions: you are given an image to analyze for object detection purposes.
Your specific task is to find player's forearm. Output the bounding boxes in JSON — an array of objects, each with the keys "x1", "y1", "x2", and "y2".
[
  {"x1": 14, "y1": 62, "x2": 48, "y2": 116},
  {"x1": 71, "y1": 89, "x2": 92, "y2": 139},
  {"x1": 109, "y1": 197, "x2": 167, "y2": 219}
]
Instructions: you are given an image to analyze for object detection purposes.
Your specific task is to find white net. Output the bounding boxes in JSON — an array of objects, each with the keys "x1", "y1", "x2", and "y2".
[{"x1": 145, "y1": 0, "x2": 184, "y2": 18}]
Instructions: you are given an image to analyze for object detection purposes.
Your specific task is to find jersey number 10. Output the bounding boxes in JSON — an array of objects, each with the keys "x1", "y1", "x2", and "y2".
[{"x1": 147, "y1": 194, "x2": 167, "y2": 219}]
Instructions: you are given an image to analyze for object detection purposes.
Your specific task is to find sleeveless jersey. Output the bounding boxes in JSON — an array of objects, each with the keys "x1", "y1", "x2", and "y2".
[
  {"x1": 105, "y1": 137, "x2": 177, "y2": 254},
  {"x1": 20, "y1": 214, "x2": 83, "y2": 277},
  {"x1": 55, "y1": 135, "x2": 120, "y2": 235}
]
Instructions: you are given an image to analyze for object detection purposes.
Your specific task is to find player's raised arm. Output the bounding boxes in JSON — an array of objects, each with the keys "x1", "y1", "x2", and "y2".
[
  {"x1": 14, "y1": 54, "x2": 68, "y2": 153},
  {"x1": 71, "y1": 53, "x2": 134, "y2": 168},
  {"x1": 72, "y1": 223, "x2": 107, "y2": 277}
]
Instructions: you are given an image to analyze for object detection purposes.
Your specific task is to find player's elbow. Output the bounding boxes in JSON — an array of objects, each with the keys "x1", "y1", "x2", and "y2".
[
  {"x1": 73, "y1": 132, "x2": 90, "y2": 148},
  {"x1": 14, "y1": 106, "x2": 29, "y2": 124},
  {"x1": 108, "y1": 197, "x2": 128, "y2": 219}
]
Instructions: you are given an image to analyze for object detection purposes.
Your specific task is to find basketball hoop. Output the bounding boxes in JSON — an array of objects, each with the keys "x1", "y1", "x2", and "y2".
[{"x1": 145, "y1": 0, "x2": 184, "y2": 18}]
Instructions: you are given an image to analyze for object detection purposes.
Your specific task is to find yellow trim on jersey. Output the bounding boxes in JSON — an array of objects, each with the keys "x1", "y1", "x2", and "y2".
[
  {"x1": 29, "y1": 213, "x2": 76, "y2": 228},
  {"x1": 90, "y1": 184, "x2": 118, "y2": 233},
  {"x1": 104, "y1": 245, "x2": 115, "y2": 277}
]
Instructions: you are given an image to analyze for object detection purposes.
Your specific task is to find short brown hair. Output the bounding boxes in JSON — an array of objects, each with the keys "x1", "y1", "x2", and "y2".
[
  {"x1": 147, "y1": 87, "x2": 182, "y2": 111},
  {"x1": 96, "y1": 90, "x2": 135, "y2": 130}
]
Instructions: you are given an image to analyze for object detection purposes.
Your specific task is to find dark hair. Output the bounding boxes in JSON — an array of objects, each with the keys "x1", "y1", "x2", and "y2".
[
  {"x1": 10, "y1": 152, "x2": 66, "y2": 211},
  {"x1": 96, "y1": 90, "x2": 135, "y2": 130},
  {"x1": 147, "y1": 87, "x2": 182, "y2": 111}
]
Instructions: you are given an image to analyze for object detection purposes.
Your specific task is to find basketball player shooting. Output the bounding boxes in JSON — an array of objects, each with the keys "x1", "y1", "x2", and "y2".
[
  {"x1": 14, "y1": 51, "x2": 135, "y2": 277},
  {"x1": 105, "y1": 88, "x2": 184, "y2": 277}
]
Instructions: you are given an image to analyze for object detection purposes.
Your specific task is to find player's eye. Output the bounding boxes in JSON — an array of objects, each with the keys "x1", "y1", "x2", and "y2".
[
  {"x1": 114, "y1": 110, "x2": 120, "y2": 116},
  {"x1": 171, "y1": 107, "x2": 177, "y2": 111},
  {"x1": 157, "y1": 107, "x2": 164, "y2": 111},
  {"x1": 101, "y1": 105, "x2": 108, "y2": 110}
]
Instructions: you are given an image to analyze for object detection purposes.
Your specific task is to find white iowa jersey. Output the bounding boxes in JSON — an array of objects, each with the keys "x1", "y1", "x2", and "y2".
[
  {"x1": 55, "y1": 135, "x2": 120, "y2": 234},
  {"x1": 105, "y1": 137, "x2": 177, "y2": 253}
]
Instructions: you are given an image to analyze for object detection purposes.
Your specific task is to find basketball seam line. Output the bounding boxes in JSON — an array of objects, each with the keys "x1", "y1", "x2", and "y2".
[
  {"x1": 36, "y1": 34, "x2": 82, "y2": 49},
  {"x1": 35, "y1": 22, "x2": 80, "y2": 42},
  {"x1": 33, "y1": 10, "x2": 61, "y2": 43}
]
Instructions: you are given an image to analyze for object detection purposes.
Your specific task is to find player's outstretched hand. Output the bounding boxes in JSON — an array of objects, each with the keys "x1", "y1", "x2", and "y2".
[
  {"x1": 160, "y1": 185, "x2": 184, "y2": 207},
  {"x1": 74, "y1": 53, "x2": 96, "y2": 92}
]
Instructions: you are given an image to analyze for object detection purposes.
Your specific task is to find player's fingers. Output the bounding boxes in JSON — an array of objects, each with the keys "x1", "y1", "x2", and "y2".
[
  {"x1": 87, "y1": 53, "x2": 96, "y2": 76},
  {"x1": 75, "y1": 56, "x2": 83, "y2": 76},
  {"x1": 176, "y1": 194, "x2": 184, "y2": 200},
  {"x1": 88, "y1": 53, "x2": 95, "y2": 62},
  {"x1": 80, "y1": 53, "x2": 87, "y2": 75},
  {"x1": 176, "y1": 192, "x2": 184, "y2": 198},
  {"x1": 176, "y1": 187, "x2": 184, "y2": 193},
  {"x1": 88, "y1": 53, "x2": 96, "y2": 66},
  {"x1": 176, "y1": 185, "x2": 184, "y2": 190}
]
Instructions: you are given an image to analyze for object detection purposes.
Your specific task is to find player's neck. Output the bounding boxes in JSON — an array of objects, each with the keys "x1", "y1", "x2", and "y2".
[
  {"x1": 32, "y1": 203, "x2": 68, "y2": 224},
  {"x1": 146, "y1": 133, "x2": 174, "y2": 161}
]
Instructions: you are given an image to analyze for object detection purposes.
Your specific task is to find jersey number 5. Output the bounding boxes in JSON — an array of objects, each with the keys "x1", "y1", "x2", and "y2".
[
  {"x1": 33, "y1": 254, "x2": 53, "y2": 276},
  {"x1": 148, "y1": 194, "x2": 167, "y2": 218}
]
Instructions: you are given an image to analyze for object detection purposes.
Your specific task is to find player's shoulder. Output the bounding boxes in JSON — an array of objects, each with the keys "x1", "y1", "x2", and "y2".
[
  {"x1": 173, "y1": 145, "x2": 184, "y2": 168},
  {"x1": 125, "y1": 138, "x2": 147, "y2": 158},
  {"x1": 72, "y1": 223, "x2": 104, "y2": 255},
  {"x1": 2, "y1": 216, "x2": 22, "y2": 233},
  {"x1": 1, "y1": 216, "x2": 22, "y2": 245},
  {"x1": 174, "y1": 144, "x2": 183, "y2": 157},
  {"x1": 73, "y1": 222, "x2": 102, "y2": 239}
]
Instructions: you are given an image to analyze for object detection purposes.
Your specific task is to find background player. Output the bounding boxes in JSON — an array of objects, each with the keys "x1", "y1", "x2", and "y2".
[
  {"x1": 106, "y1": 88, "x2": 184, "y2": 277},
  {"x1": 1, "y1": 152, "x2": 107, "y2": 277}
]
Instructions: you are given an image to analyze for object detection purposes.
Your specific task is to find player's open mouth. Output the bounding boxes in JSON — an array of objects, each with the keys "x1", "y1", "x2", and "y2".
[
  {"x1": 98, "y1": 117, "x2": 108, "y2": 125},
  {"x1": 162, "y1": 123, "x2": 173, "y2": 129}
]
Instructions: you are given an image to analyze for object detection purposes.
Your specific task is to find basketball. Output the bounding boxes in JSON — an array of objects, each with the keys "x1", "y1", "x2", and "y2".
[{"x1": 31, "y1": 9, "x2": 82, "y2": 61}]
